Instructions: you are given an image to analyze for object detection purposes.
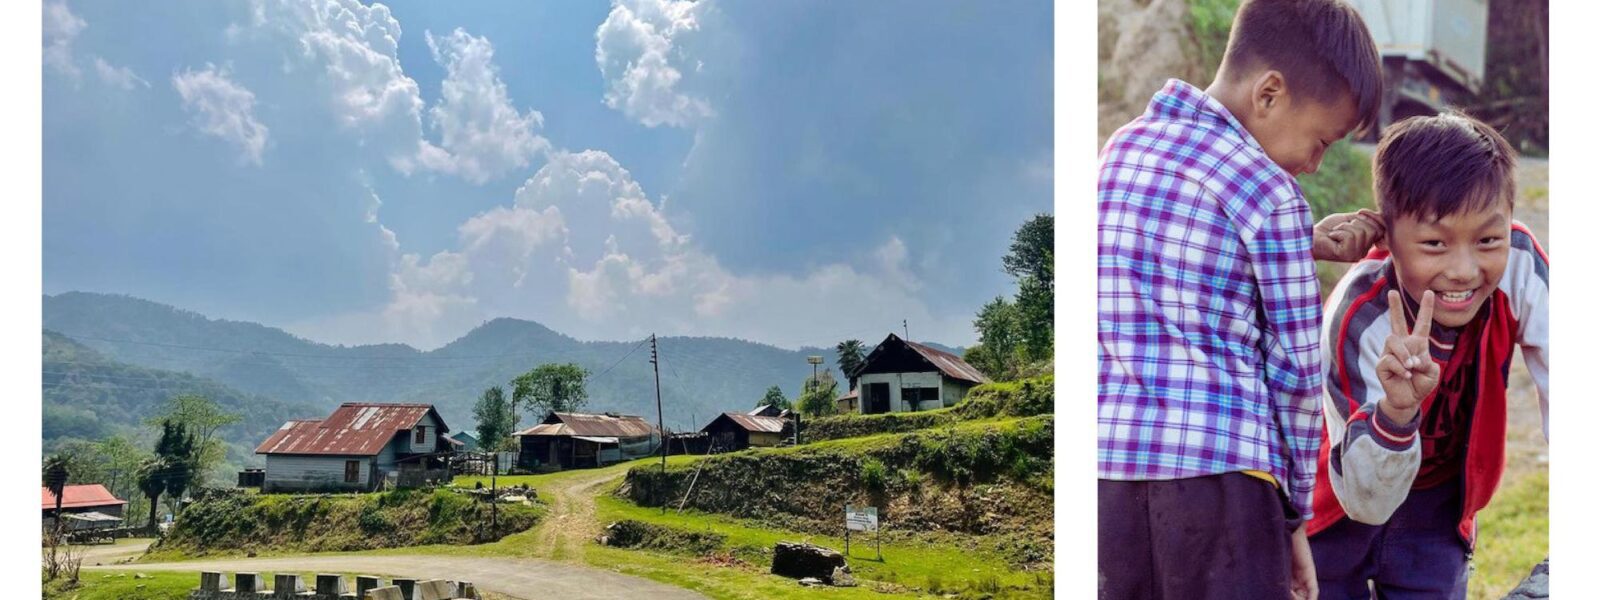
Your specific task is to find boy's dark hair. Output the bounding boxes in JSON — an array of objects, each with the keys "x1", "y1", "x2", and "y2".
[
  {"x1": 1373, "y1": 112, "x2": 1517, "y2": 223},
  {"x1": 1221, "y1": 0, "x2": 1382, "y2": 134}
]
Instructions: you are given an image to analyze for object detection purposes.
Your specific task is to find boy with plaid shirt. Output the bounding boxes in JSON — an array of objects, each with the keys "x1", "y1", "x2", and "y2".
[{"x1": 1098, "y1": 0, "x2": 1383, "y2": 597}]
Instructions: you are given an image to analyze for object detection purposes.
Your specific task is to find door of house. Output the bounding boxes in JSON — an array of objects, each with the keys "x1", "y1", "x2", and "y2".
[{"x1": 865, "y1": 382, "x2": 891, "y2": 414}]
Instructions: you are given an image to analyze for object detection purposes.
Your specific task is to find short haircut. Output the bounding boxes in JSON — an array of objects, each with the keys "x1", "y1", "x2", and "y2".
[
  {"x1": 1221, "y1": 0, "x2": 1382, "y2": 134},
  {"x1": 1373, "y1": 112, "x2": 1517, "y2": 223}
]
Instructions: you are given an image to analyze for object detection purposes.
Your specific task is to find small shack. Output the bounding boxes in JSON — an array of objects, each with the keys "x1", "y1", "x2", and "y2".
[
  {"x1": 447, "y1": 431, "x2": 481, "y2": 452},
  {"x1": 41, "y1": 484, "x2": 126, "y2": 532},
  {"x1": 700, "y1": 409, "x2": 790, "y2": 451},
  {"x1": 515, "y1": 412, "x2": 660, "y2": 470}
]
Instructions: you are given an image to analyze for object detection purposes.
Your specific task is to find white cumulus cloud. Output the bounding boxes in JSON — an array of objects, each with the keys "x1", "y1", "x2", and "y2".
[
  {"x1": 172, "y1": 64, "x2": 271, "y2": 165},
  {"x1": 94, "y1": 57, "x2": 150, "y2": 90},
  {"x1": 421, "y1": 29, "x2": 551, "y2": 184},
  {"x1": 595, "y1": 0, "x2": 713, "y2": 128},
  {"x1": 43, "y1": 0, "x2": 86, "y2": 79},
  {"x1": 296, "y1": 149, "x2": 970, "y2": 350}
]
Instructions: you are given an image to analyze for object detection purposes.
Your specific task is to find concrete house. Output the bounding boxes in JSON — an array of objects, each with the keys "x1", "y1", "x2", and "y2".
[
  {"x1": 700, "y1": 407, "x2": 790, "y2": 451},
  {"x1": 255, "y1": 403, "x2": 453, "y2": 493},
  {"x1": 514, "y1": 412, "x2": 660, "y2": 470},
  {"x1": 849, "y1": 333, "x2": 991, "y2": 414}
]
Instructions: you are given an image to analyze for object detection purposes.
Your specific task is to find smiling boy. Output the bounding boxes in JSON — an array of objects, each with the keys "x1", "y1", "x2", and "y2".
[
  {"x1": 1309, "y1": 113, "x2": 1549, "y2": 598},
  {"x1": 1098, "y1": 1, "x2": 1384, "y2": 598}
]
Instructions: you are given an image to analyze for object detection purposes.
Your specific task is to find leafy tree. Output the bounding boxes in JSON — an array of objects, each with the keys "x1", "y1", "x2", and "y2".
[
  {"x1": 1016, "y1": 273, "x2": 1053, "y2": 361},
  {"x1": 145, "y1": 394, "x2": 239, "y2": 487},
  {"x1": 513, "y1": 363, "x2": 590, "y2": 420},
  {"x1": 758, "y1": 385, "x2": 791, "y2": 411},
  {"x1": 1003, "y1": 214, "x2": 1054, "y2": 298},
  {"x1": 798, "y1": 371, "x2": 839, "y2": 417},
  {"x1": 972, "y1": 296, "x2": 1023, "y2": 379},
  {"x1": 135, "y1": 458, "x2": 168, "y2": 531},
  {"x1": 148, "y1": 420, "x2": 197, "y2": 522},
  {"x1": 835, "y1": 339, "x2": 867, "y2": 388},
  {"x1": 473, "y1": 386, "x2": 513, "y2": 452}
]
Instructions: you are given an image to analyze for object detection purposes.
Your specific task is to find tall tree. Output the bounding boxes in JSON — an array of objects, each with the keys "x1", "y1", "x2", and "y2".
[
  {"x1": 44, "y1": 455, "x2": 70, "y2": 531},
  {"x1": 135, "y1": 458, "x2": 167, "y2": 531},
  {"x1": 146, "y1": 394, "x2": 239, "y2": 486},
  {"x1": 835, "y1": 339, "x2": 867, "y2": 389},
  {"x1": 473, "y1": 386, "x2": 513, "y2": 452},
  {"x1": 150, "y1": 420, "x2": 196, "y2": 519},
  {"x1": 758, "y1": 385, "x2": 791, "y2": 411},
  {"x1": 515, "y1": 363, "x2": 589, "y2": 420},
  {"x1": 1003, "y1": 214, "x2": 1054, "y2": 299},
  {"x1": 972, "y1": 296, "x2": 1023, "y2": 379}
]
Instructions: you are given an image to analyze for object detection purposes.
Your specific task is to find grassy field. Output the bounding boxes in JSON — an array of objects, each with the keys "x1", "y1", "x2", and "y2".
[
  {"x1": 44, "y1": 572, "x2": 194, "y2": 600},
  {"x1": 1468, "y1": 470, "x2": 1549, "y2": 599}
]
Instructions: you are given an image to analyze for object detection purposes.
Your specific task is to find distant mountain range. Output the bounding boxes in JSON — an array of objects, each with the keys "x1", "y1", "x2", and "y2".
[{"x1": 41, "y1": 292, "x2": 966, "y2": 441}]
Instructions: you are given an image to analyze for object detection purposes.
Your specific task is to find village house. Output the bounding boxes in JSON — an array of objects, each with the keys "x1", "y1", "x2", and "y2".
[
  {"x1": 847, "y1": 333, "x2": 990, "y2": 414},
  {"x1": 447, "y1": 431, "x2": 481, "y2": 452},
  {"x1": 700, "y1": 406, "x2": 791, "y2": 451},
  {"x1": 255, "y1": 403, "x2": 454, "y2": 493},
  {"x1": 41, "y1": 484, "x2": 126, "y2": 532},
  {"x1": 514, "y1": 412, "x2": 660, "y2": 470}
]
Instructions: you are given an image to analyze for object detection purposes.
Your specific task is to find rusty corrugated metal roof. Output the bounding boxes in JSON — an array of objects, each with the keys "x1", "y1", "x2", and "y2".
[
  {"x1": 41, "y1": 484, "x2": 125, "y2": 510},
  {"x1": 255, "y1": 403, "x2": 446, "y2": 457},
  {"x1": 512, "y1": 412, "x2": 657, "y2": 438},
  {"x1": 712, "y1": 412, "x2": 787, "y2": 433},
  {"x1": 903, "y1": 337, "x2": 991, "y2": 384}
]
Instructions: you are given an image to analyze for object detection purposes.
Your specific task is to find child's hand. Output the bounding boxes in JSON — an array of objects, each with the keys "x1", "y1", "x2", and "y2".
[
  {"x1": 1289, "y1": 523, "x2": 1317, "y2": 600},
  {"x1": 1312, "y1": 209, "x2": 1385, "y2": 262},
  {"x1": 1376, "y1": 289, "x2": 1439, "y2": 423}
]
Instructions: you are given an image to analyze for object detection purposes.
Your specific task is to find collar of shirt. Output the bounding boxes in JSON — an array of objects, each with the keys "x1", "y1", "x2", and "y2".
[{"x1": 1147, "y1": 79, "x2": 1288, "y2": 182}]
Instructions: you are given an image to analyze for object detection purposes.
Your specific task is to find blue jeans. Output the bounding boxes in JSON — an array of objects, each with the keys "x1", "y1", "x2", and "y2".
[{"x1": 1309, "y1": 476, "x2": 1470, "y2": 600}]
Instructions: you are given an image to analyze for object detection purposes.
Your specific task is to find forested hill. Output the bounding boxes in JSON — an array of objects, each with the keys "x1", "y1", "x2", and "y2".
[
  {"x1": 43, "y1": 292, "x2": 966, "y2": 431},
  {"x1": 42, "y1": 330, "x2": 318, "y2": 468}
]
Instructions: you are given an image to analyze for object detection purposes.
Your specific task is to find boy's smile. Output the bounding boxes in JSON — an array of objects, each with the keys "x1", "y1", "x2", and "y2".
[{"x1": 1385, "y1": 201, "x2": 1514, "y2": 328}]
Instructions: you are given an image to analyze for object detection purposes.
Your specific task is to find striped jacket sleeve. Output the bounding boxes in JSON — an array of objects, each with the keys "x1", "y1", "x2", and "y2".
[
  {"x1": 1320, "y1": 260, "x2": 1421, "y2": 525},
  {"x1": 1505, "y1": 224, "x2": 1550, "y2": 439}
]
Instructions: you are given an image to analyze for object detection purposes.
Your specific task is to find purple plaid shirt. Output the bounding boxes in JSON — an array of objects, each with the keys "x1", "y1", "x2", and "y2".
[{"x1": 1097, "y1": 79, "x2": 1324, "y2": 520}]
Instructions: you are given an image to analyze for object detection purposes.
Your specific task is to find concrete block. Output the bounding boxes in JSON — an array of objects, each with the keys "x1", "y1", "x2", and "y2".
[
  {"x1": 414, "y1": 579, "x2": 454, "y2": 600},
  {"x1": 390, "y1": 578, "x2": 416, "y2": 600},
  {"x1": 200, "y1": 571, "x2": 225, "y2": 592},
  {"x1": 456, "y1": 582, "x2": 478, "y2": 599},
  {"x1": 354, "y1": 576, "x2": 382, "y2": 599},
  {"x1": 315, "y1": 574, "x2": 347, "y2": 596},
  {"x1": 235, "y1": 572, "x2": 262, "y2": 593},
  {"x1": 364, "y1": 586, "x2": 406, "y2": 600},
  {"x1": 273, "y1": 573, "x2": 305, "y2": 599}
]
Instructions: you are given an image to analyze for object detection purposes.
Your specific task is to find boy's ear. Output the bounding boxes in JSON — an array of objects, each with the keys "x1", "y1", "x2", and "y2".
[{"x1": 1251, "y1": 70, "x2": 1288, "y2": 117}]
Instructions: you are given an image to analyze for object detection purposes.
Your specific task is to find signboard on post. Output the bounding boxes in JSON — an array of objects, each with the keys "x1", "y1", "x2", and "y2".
[
  {"x1": 845, "y1": 505, "x2": 878, "y2": 532},
  {"x1": 844, "y1": 505, "x2": 881, "y2": 559}
]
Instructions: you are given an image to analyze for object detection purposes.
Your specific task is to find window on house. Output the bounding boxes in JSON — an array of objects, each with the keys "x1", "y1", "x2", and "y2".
[
  {"x1": 415, "y1": 426, "x2": 427, "y2": 444},
  {"x1": 344, "y1": 460, "x2": 360, "y2": 483},
  {"x1": 902, "y1": 386, "x2": 939, "y2": 411}
]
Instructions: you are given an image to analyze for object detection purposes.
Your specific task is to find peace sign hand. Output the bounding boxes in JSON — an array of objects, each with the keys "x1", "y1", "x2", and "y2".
[{"x1": 1375, "y1": 289, "x2": 1439, "y2": 424}]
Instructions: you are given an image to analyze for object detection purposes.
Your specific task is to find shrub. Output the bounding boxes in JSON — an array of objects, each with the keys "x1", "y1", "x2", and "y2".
[{"x1": 860, "y1": 458, "x2": 888, "y2": 492}]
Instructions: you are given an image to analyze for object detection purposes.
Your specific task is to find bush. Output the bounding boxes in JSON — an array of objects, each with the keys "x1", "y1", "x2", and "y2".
[{"x1": 860, "y1": 458, "x2": 888, "y2": 492}]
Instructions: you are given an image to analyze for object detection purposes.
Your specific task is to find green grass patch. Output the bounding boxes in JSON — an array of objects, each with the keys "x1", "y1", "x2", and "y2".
[
  {"x1": 45, "y1": 571, "x2": 195, "y2": 600},
  {"x1": 147, "y1": 487, "x2": 542, "y2": 560},
  {"x1": 803, "y1": 375, "x2": 1053, "y2": 443},
  {"x1": 1468, "y1": 469, "x2": 1548, "y2": 600},
  {"x1": 595, "y1": 491, "x2": 1051, "y2": 598}
]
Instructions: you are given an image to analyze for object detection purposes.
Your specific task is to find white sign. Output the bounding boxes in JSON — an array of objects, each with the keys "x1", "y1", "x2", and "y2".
[{"x1": 845, "y1": 505, "x2": 878, "y2": 532}]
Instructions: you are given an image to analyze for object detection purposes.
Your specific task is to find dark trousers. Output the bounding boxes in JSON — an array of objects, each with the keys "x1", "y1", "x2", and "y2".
[
  {"x1": 1309, "y1": 477, "x2": 1469, "y2": 600},
  {"x1": 1099, "y1": 473, "x2": 1294, "y2": 600}
]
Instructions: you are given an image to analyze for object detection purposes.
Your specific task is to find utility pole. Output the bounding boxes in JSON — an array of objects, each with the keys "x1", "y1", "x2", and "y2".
[
  {"x1": 651, "y1": 334, "x2": 665, "y2": 473},
  {"x1": 491, "y1": 452, "x2": 498, "y2": 533},
  {"x1": 805, "y1": 356, "x2": 823, "y2": 445},
  {"x1": 903, "y1": 319, "x2": 909, "y2": 340}
]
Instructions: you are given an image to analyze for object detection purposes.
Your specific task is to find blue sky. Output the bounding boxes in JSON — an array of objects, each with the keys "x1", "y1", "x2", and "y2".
[{"x1": 42, "y1": 0, "x2": 1052, "y2": 350}]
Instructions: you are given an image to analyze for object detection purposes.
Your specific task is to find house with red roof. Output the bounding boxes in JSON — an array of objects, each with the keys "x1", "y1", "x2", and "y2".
[
  {"x1": 41, "y1": 484, "x2": 127, "y2": 530},
  {"x1": 255, "y1": 403, "x2": 453, "y2": 493},
  {"x1": 513, "y1": 412, "x2": 660, "y2": 470},
  {"x1": 847, "y1": 333, "x2": 991, "y2": 414}
]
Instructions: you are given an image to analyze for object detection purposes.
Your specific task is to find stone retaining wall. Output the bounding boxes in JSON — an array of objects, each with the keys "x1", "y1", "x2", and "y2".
[{"x1": 187, "y1": 572, "x2": 479, "y2": 600}]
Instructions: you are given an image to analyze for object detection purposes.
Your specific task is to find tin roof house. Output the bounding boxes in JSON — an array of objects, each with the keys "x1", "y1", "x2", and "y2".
[
  {"x1": 41, "y1": 484, "x2": 127, "y2": 531},
  {"x1": 848, "y1": 333, "x2": 990, "y2": 414},
  {"x1": 700, "y1": 406, "x2": 791, "y2": 451},
  {"x1": 514, "y1": 412, "x2": 660, "y2": 470},
  {"x1": 255, "y1": 403, "x2": 453, "y2": 493}
]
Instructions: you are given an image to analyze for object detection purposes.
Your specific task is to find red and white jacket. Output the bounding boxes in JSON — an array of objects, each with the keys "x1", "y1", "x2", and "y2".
[{"x1": 1307, "y1": 223, "x2": 1548, "y2": 547}]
